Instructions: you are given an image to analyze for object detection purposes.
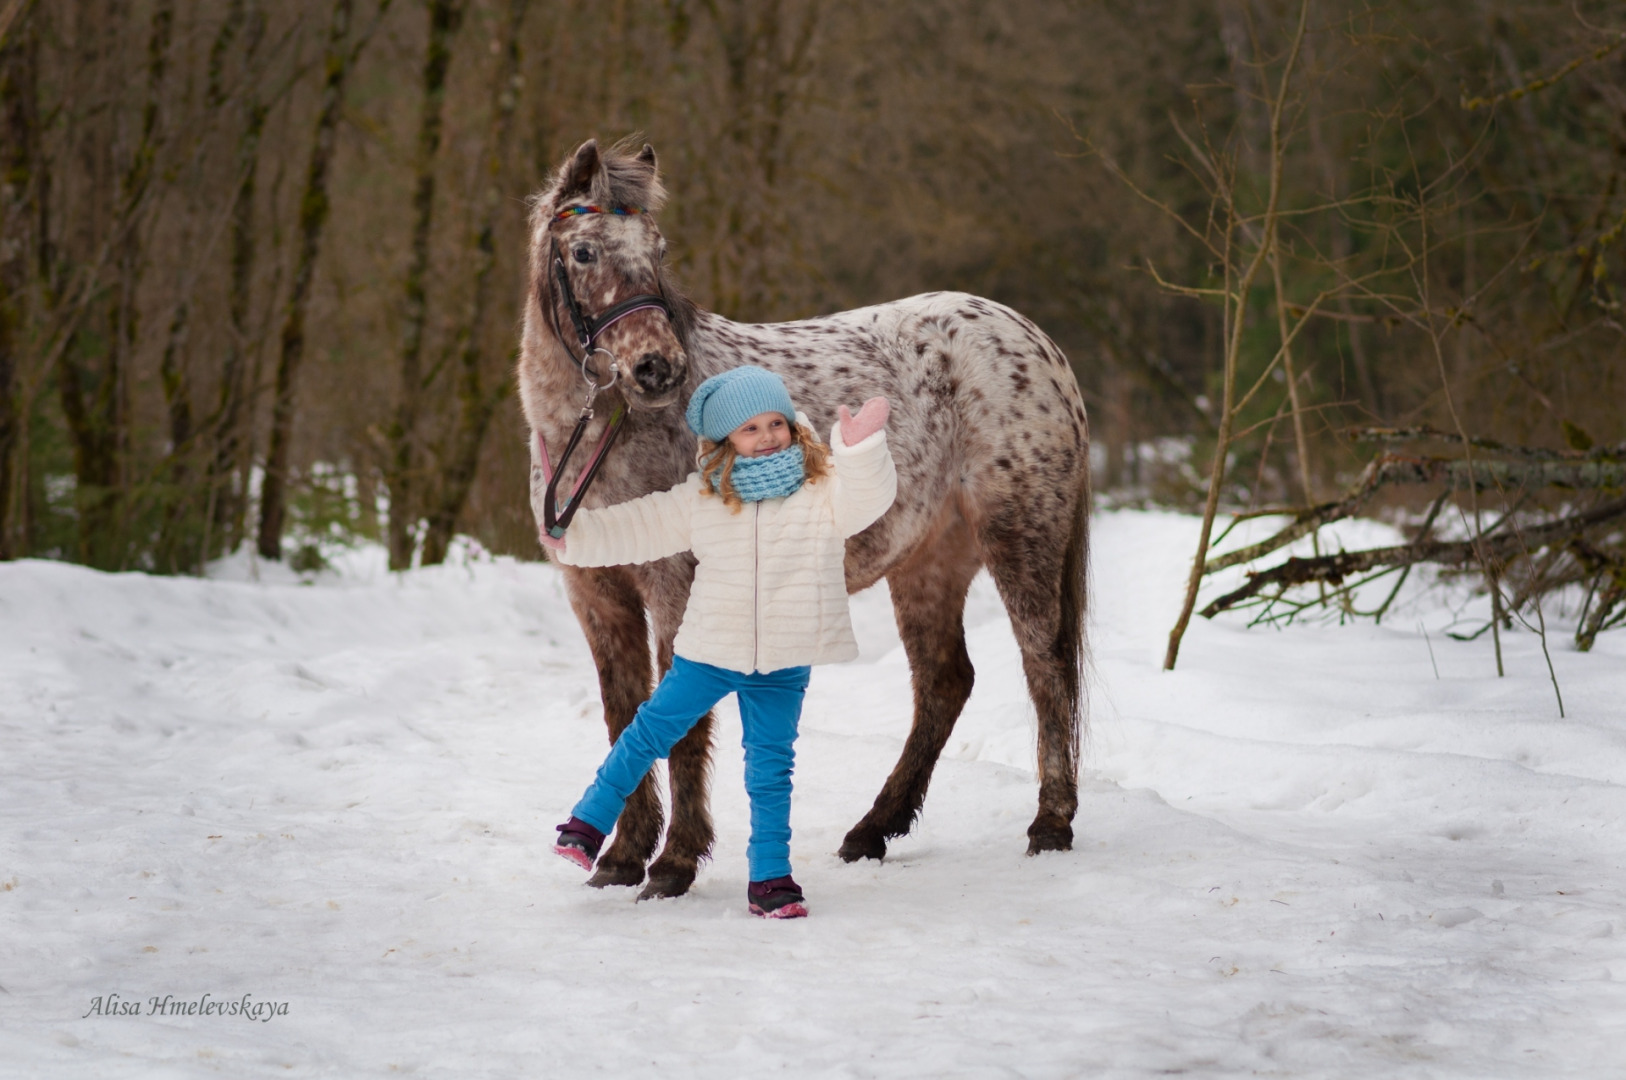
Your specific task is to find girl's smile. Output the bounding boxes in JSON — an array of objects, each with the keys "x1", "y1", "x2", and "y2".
[{"x1": 727, "y1": 412, "x2": 793, "y2": 458}]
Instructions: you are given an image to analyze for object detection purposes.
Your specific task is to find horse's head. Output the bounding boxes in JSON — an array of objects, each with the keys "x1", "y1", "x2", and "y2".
[{"x1": 532, "y1": 138, "x2": 689, "y2": 411}]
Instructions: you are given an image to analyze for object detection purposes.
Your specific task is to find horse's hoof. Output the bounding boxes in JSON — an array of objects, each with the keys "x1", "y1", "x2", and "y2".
[
  {"x1": 586, "y1": 860, "x2": 646, "y2": 888},
  {"x1": 838, "y1": 826, "x2": 887, "y2": 863},
  {"x1": 637, "y1": 862, "x2": 696, "y2": 900},
  {"x1": 1025, "y1": 822, "x2": 1074, "y2": 855}
]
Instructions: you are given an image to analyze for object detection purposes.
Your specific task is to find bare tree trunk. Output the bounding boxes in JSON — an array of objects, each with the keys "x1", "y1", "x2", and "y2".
[
  {"x1": 0, "y1": 0, "x2": 39, "y2": 560},
  {"x1": 418, "y1": 0, "x2": 532, "y2": 567},
  {"x1": 697, "y1": 0, "x2": 819, "y2": 317},
  {"x1": 1269, "y1": 239, "x2": 1315, "y2": 505},
  {"x1": 1302, "y1": 27, "x2": 1381, "y2": 419},
  {"x1": 233, "y1": 95, "x2": 294, "y2": 554},
  {"x1": 1164, "y1": 0, "x2": 1308, "y2": 671},
  {"x1": 258, "y1": 0, "x2": 389, "y2": 560},
  {"x1": 203, "y1": 0, "x2": 265, "y2": 560},
  {"x1": 54, "y1": 0, "x2": 118, "y2": 568},
  {"x1": 108, "y1": 0, "x2": 176, "y2": 569},
  {"x1": 153, "y1": 225, "x2": 199, "y2": 573},
  {"x1": 55, "y1": 0, "x2": 171, "y2": 570},
  {"x1": 1102, "y1": 360, "x2": 1130, "y2": 490},
  {"x1": 384, "y1": 0, "x2": 463, "y2": 571}
]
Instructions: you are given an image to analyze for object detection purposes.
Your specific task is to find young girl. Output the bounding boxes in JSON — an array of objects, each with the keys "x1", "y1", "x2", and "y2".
[{"x1": 541, "y1": 365, "x2": 895, "y2": 918}]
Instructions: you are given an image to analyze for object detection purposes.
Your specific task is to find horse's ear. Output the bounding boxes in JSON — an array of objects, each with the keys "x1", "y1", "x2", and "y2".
[
  {"x1": 637, "y1": 143, "x2": 658, "y2": 172},
  {"x1": 561, "y1": 139, "x2": 603, "y2": 200}
]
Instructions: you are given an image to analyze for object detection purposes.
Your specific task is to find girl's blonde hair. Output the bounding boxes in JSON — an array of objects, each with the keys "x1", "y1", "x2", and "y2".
[{"x1": 698, "y1": 418, "x2": 831, "y2": 514}]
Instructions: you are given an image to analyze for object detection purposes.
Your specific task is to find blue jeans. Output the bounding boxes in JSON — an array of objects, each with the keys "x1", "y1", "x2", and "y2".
[{"x1": 572, "y1": 655, "x2": 811, "y2": 882}]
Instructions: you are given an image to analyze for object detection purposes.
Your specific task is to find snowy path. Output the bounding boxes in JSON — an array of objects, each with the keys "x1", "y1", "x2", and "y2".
[{"x1": 2, "y1": 510, "x2": 1623, "y2": 1078}]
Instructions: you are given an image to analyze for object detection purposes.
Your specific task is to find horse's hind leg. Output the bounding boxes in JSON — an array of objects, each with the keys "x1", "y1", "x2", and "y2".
[
  {"x1": 640, "y1": 564, "x2": 715, "y2": 901},
  {"x1": 839, "y1": 508, "x2": 981, "y2": 862},
  {"x1": 976, "y1": 496, "x2": 1089, "y2": 855},
  {"x1": 564, "y1": 566, "x2": 661, "y2": 888}
]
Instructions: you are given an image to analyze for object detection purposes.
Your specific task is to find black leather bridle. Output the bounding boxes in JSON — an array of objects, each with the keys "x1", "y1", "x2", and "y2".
[
  {"x1": 537, "y1": 207, "x2": 677, "y2": 539},
  {"x1": 549, "y1": 237, "x2": 674, "y2": 371}
]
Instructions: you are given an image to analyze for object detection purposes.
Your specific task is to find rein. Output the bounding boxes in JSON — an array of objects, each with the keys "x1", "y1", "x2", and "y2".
[{"x1": 537, "y1": 203, "x2": 675, "y2": 539}]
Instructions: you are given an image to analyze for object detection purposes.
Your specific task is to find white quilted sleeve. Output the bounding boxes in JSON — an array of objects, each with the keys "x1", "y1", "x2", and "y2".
[
  {"x1": 553, "y1": 474, "x2": 698, "y2": 567},
  {"x1": 827, "y1": 423, "x2": 898, "y2": 538}
]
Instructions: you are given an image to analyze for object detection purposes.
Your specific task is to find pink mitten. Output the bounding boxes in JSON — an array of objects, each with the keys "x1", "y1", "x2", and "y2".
[
  {"x1": 838, "y1": 396, "x2": 891, "y2": 446},
  {"x1": 539, "y1": 530, "x2": 566, "y2": 555}
]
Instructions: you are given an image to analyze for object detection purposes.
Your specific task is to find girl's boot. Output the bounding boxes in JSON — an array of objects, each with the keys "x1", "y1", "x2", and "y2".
[
  {"x1": 747, "y1": 876, "x2": 807, "y2": 919},
  {"x1": 553, "y1": 817, "x2": 605, "y2": 871}
]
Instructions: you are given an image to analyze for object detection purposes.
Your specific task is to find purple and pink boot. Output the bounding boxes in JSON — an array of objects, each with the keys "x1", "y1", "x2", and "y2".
[
  {"x1": 553, "y1": 817, "x2": 605, "y2": 871},
  {"x1": 748, "y1": 876, "x2": 808, "y2": 919}
]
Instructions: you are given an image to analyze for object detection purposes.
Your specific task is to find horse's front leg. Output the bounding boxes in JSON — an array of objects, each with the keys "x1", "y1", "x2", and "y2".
[
  {"x1": 564, "y1": 565, "x2": 661, "y2": 888},
  {"x1": 638, "y1": 556, "x2": 715, "y2": 900}
]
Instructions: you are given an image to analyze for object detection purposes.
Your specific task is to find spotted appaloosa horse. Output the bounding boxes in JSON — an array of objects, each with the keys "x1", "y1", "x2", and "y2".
[{"x1": 519, "y1": 138, "x2": 1090, "y2": 899}]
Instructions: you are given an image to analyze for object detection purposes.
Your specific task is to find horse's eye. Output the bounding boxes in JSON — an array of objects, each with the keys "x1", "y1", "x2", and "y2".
[{"x1": 573, "y1": 245, "x2": 594, "y2": 264}]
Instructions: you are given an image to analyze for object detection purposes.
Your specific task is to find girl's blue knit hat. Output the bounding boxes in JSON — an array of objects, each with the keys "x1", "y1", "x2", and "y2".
[{"x1": 685, "y1": 366, "x2": 797, "y2": 442}]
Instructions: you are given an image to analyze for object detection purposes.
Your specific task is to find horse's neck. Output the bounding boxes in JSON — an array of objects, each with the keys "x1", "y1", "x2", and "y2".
[
  {"x1": 531, "y1": 337, "x2": 595, "y2": 431},
  {"x1": 686, "y1": 310, "x2": 760, "y2": 378}
]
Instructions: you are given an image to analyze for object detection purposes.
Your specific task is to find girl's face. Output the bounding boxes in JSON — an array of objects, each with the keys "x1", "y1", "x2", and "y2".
[{"x1": 727, "y1": 412, "x2": 793, "y2": 458}]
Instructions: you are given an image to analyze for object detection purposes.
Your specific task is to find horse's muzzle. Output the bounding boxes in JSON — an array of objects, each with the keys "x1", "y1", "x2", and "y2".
[{"x1": 632, "y1": 351, "x2": 683, "y2": 396}]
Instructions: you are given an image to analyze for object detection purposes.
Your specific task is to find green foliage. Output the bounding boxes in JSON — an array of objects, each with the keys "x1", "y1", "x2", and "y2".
[
  {"x1": 287, "y1": 541, "x2": 330, "y2": 574},
  {"x1": 284, "y1": 465, "x2": 379, "y2": 549}
]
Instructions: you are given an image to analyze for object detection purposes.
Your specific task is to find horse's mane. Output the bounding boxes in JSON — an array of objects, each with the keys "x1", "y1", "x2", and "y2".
[{"x1": 532, "y1": 135, "x2": 701, "y2": 353}]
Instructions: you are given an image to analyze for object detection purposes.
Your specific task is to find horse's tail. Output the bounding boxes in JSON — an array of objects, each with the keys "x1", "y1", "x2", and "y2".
[{"x1": 1057, "y1": 461, "x2": 1091, "y2": 766}]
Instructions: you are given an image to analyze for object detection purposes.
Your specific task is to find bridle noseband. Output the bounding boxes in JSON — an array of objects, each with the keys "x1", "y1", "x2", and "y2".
[
  {"x1": 547, "y1": 203, "x2": 675, "y2": 376},
  {"x1": 537, "y1": 203, "x2": 677, "y2": 540}
]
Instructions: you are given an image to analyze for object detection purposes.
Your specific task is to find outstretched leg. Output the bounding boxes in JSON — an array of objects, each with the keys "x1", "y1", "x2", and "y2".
[
  {"x1": 569, "y1": 658, "x2": 733, "y2": 851},
  {"x1": 564, "y1": 565, "x2": 662, "y2": 887},
  {"x1": 840, "y1": 506, "x2": 981, "y2": 862},
  {"x1": 641, "y1": 559, "x2": 716, "y2": 900}
]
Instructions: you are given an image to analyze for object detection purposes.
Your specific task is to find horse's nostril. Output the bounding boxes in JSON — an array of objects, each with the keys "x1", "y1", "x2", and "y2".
[{"x1": 633, "y1": 352, "x2": 673, "y2": 392}]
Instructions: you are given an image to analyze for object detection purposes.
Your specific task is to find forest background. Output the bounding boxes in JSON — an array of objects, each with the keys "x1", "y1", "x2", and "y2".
[{"x1": 1, "y1": 0, "x2": 1622, "y2": 579}]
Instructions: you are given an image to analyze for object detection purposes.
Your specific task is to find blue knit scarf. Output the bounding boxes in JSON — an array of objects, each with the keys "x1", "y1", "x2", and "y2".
[{"x1": 719, "y1": 445, "x2": 806, "y2": 502}]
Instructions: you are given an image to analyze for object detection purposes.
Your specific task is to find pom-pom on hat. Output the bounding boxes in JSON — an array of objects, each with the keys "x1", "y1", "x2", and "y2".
[{"x1": 685, "y1": 366, "x2": 798, "y2": 443}]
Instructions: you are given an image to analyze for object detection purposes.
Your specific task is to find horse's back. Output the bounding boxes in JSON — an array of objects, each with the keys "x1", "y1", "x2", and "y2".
[
  {"x1": 820, "y1": 291, "x2": 1090, "y2": 508},
  {"x1": 697, "y1": 290, "x2": 1085, "y2": 445}
]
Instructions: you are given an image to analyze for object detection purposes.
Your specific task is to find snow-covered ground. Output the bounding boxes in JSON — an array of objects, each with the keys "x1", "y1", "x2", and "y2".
[{"x1": 2, "y1": 510, "x2": 1623, "y2": 1078}]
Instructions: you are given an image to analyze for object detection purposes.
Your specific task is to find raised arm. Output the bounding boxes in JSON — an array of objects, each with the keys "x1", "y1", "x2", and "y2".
[{"x1": 829, "y1": 397, "x2": 898, "y2": 538}]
